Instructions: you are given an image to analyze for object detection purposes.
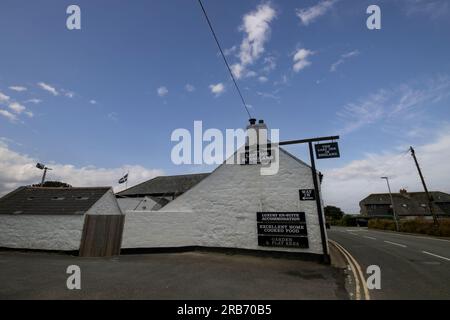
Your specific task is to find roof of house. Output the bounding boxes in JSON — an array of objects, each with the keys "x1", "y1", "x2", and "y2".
[
  {"x1": 116, "y1": 173, "x2": 210, "y2": 197},
  {"x1": 360, "y1": 191, "x2": 450, "y2": 205},
  {"x1": 0, "y1": 187, "x2": 111, "y2": 215}
]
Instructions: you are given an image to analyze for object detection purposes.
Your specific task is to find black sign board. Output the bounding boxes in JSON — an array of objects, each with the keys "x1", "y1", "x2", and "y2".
[
  {"x1": 256, "y1": 212, "x2": 308, "y2": 249},
  {"x1": 258, "y1": 235, "x2": 309, "y2": 248},
  {"x1": 257, "y1": 223, "x2": 307, "y2": 236},
  {"x1": 257, "y1": 212, "x2": 306, "y2": 223},
  {"x1": 315, "y1": 142, "x2": 340, "y2": 159},
  {"x1": 299, "y1": 189, "x2": 315, "y2": 201}
]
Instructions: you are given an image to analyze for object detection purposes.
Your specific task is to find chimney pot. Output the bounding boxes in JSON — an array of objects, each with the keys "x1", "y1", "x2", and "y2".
[
  {"x1": 249, "y1": 118, "x2": 256, "y2": 125},
  {"x1": 258, "y1": 119, "x2": 264, "y2": 124}
]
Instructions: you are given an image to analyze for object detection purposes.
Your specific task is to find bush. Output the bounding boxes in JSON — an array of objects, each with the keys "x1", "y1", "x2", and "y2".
[{"x1": 368, "y1": 218, "x2": 450, "y2": 237}]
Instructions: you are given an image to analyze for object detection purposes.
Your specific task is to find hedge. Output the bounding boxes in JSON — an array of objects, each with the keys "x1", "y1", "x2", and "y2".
[{"x1": 368, "y1": 218, "x2": 450, "y2": 237}]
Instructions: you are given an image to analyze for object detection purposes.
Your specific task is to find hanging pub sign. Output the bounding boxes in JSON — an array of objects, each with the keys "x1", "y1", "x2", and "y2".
[
  {"x1": 256, "y1": 212, "x2": 309, "y2": 249},
  {"x1": 299, "y1": 189, "x2": 315, "y2": 201},
  {"x1": 314, "y1": 142, "x2": 340, "y2": 159}
]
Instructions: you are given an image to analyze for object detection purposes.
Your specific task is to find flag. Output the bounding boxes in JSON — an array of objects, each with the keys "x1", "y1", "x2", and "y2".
[{"x1": 118, "y1": 173, "x2": 128, "y2": 184}]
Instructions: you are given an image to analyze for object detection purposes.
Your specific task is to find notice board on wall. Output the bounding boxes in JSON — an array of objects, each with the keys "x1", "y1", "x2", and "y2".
[{"x1": 256, "y1": 212, "x2": 309, "y2": 248}]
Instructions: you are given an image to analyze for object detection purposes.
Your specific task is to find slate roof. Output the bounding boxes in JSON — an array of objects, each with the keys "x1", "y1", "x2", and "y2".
[
  {"x1": 116, "y1": 173, "x2": 210, "y2": 197},
  {"x1": 0, "y1": 187, "x2": 111, "y2": 215},
  {"x1": 360, "y1": 191, "x2": 450, "y2": 205}
]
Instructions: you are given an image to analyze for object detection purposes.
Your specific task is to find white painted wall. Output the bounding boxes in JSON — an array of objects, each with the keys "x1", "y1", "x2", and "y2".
[
  {"x1": 122, "y1": 148, "x2": 327, "y2": 255},
  {"x1": 0, "y1": 215, "x2": 84, "y2": 250},
  {"x1": 0, "y1": 188, "x2": 122, "y2": 251}
]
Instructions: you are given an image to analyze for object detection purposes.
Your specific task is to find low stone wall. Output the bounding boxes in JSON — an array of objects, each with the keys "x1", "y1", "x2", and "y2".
[
  {"x1": 121, "y1": 210, "x2": 324, "y2": 255},
  {"x1": 0, "y1": 215, "x2": 84, "y2": 251}
]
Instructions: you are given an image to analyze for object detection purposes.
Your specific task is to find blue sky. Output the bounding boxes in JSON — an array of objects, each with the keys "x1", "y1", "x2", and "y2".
[{"x1": 1, "y1": 0, "x2": 450, "y2": 212}]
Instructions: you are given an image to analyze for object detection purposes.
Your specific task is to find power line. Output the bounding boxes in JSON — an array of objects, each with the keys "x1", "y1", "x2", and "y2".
[{"x1": 197, "y1": 0, "x2": 252, "y2": 119}]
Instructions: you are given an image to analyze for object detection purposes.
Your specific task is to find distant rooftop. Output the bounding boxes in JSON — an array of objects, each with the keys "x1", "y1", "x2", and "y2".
[
  {"x1": 0, "y1": 187, "x2": 111, "y2": 215},
  {"x1": 116, "y1": 173, "x2": 210, "y2": 197}
]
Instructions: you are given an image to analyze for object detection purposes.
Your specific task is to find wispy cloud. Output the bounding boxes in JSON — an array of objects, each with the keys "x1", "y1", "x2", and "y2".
[
  {"x1": 0, "y1": 140, "x2": 164, "y2": 196},
  {"x1": 9, "y1": 86, "x2": 27, "y2": 92},
  {"x1": 157, "y1": 86, "x2": 168, "y2": 97},
  {"x1": 0, "y1": 109, "x2": 17, "y2": 122},
  {"x1": 37, "y1": 82, "x2": 59, "y2": 96},
  {"x1": 24, "y1": 99, "x2": 42, "y2": 104},
  {"x1": 337, "y1": 76, "x2": 450, "y2": 134},
  {"x1": 330, "y1": 50, "x2": 360, "y2": 72},
  {"x1": 209, "y1": 83, "x2": 225, "y2": 96},
  {"x1": 231, "y1": 3, "x2": 277, "y2": 79},
  {"x1": 0, "y1": 92, "x2": 10, "y2": 103},
  {"x1": 185, "y1": 84, "x2": 195, "y2": 92},
  {"x1": 89, "y1": 100, "x2": 97, "y2": 105},
  {"x1": 296, "y1": 0, "x2": 339, "y2": 26},
  {"x1": 292, "y1": 48, "x2": 314, "y2": 72},
  {"x1": 8, "y1": 102, "x2": 26, "y2": 114},
  {"x1": 401, "y1": 0, "x2": 449, "y2": 19}
]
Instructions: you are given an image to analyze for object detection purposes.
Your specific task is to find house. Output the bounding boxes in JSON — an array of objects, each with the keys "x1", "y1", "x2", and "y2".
[
  {"x1": 0, "y1": 187, "x2": 124, "y2": 257},
  {"x1": 359, "y1": 189, "x2": 450, "y2": 218},
  {"x1": 121, "y1": 119, "x2": 329, "y2": 261}
]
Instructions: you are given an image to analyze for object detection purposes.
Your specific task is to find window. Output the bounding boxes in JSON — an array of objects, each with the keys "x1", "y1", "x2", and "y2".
[
  {"x1": 75, "y1": 196, "x2": 89, "y2": 200},
  {"x1": 52, "y1": 197, "x2": 65, "y2": 200}
]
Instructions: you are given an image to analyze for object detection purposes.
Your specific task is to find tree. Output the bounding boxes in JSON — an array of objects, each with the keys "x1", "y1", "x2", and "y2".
[
  {"x1": 324, "y1": 205, "x2": 345, "y2": 221},
  {"x1": 30, "y1": 181, "x2": 72, "y2": 188}
]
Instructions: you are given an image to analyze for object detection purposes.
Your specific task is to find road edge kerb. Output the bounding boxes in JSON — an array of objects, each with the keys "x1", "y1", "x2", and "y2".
[{"x1": 329, "y1": 240, "x2": 371, "y2": 300}]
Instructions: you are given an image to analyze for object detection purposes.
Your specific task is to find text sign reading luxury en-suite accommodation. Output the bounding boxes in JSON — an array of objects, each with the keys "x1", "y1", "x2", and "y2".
[{"x1": 256, "y1": 212, "x2": 309, "y2": 248}]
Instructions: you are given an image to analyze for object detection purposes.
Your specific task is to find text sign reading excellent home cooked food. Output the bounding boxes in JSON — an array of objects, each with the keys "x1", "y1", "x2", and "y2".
[{"x1": 256, "y1": 212, "x2": 308, "y2": 248}]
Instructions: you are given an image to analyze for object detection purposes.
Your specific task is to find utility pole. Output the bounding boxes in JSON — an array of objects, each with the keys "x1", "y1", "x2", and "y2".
[
  {"x1": 409, "y1": 146, "x2": 438, "y2": 226},
  {"x1": 381, "y1": 177, "x2": 400, "y2": 231}
]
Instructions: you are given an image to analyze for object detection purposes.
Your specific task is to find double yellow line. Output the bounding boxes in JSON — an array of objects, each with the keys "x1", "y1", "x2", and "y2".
[{"x1": 329, "y1": 240, "x2": 371, "y2": 300}]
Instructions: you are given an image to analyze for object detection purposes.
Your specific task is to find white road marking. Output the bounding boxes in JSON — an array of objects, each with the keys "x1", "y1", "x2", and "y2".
[
  {"x1": 368, "y1": 229, "x2": 450, "y2": 243},
  {"x1": 422, "y1": 251, "x2": 450, "y2": 262},
  {"x1": 363, "y1": 236, "x2": 377, "y2": 240},
  {"x1": 384, "y1": 240, "x2": 407, "y2": 248}
]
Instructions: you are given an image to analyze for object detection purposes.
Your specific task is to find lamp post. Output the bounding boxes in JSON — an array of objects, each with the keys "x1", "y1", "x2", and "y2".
[
  {"x1": 36, "y1": 163, "x2": 52, "y2": 187},
  {"x1": 381, "y1": 176, "x2": 399, "y2": 231}
]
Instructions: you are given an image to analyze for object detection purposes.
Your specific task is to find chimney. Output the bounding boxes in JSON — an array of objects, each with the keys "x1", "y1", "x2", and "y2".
[
  {"x1": 399, "y1": 188, "x2": 407, "y2": 195},
  {"x1": 246, "y1": 119, "x2": 268, "y2": 146}
]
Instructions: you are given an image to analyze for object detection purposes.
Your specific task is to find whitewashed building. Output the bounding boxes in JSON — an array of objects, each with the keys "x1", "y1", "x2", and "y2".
[
  {"x1": 121, "y1": 120, "x2": 329, "y2": 261},
  {"x1": 0, "y1": 187, "x2": 124, "y2": 256}
]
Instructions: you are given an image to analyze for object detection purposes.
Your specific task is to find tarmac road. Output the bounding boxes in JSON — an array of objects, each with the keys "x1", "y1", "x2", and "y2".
[{"x1": 328, "y1": 226, "x2": 450, "y2": 299}]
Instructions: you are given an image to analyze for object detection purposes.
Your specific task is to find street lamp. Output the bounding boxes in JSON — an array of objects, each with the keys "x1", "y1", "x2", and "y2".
[
  {"x1": 381, "y1": 176, "x2": 400, "y2": 231},
  {"x1": 36, "y1": 163, "x2": 52, "y2": 187}
]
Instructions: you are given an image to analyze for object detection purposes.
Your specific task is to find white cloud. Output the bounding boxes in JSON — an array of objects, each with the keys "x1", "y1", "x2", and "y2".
[
  {"x1": 262, "y1": 56, "x2": 277, "y2": 73},
  {"x1": 330, "y1": 50, "x2": 360, "y2": 72},
  {"x1": 25, "y1": 111, "x2": 33, "y2": 118},
  {"x1": 0, "y1": 109, "x2": 17, "y2": 122},
  {"x1": 258, "y1": 76, "x2": 268, "y2": 83},
  {"x1": 9, "y1": 86, "x2": 27, "y2": 92},
  {"x1": 296, "y1": 0, "x2": 339, "y2": 26},
  {"x1": 223, "y1": 45, "x2": 237, "y2": 56},
  {"x1": 38, "y1": 82, "x2": 59, "y2": 96},
  {"x1": 65, "y1": 91, "x2": 75, "y2": 98},
  {"x1": 8, "y1": 102, "x2": 26, "y2": 114},
  {"x1": 209, "y1": 83, "x2": 225, "y2": 96},
  {"x1": 185, "y1": 84, "x2": 195, "y2": 92},
  {"x1": 157, "y1": 86, "x2": 168, "y2": 97},
  {"x1": 24, "y1": 99, "x2": 42, "y2": 104},
  {"x1": 0, "y1": 92, "x2": 10, "y2": 103},
  {"x1": 0, "y1": 140, "x2": 164, "y2": 196},
  {"x1": 89, "y1": 100, "x2": 97, "y2": 105},
  {"x1": 337, "y1": 76, "x2": 450, "y2": 134},
  {"x1": 402, "y1": 0, "x2": 449, "y2": 19},
  {"x1": 293, "y1": 48, "x2": 314, "y2": 72},
  {"x1": 322, "y1": 127, "x2": 450, "y2": 213},
  {"x1": 232, "y1": 4, "x2": 277, "y2": 79}
]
